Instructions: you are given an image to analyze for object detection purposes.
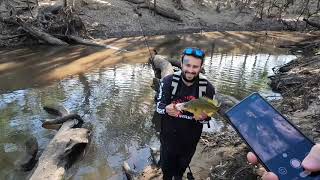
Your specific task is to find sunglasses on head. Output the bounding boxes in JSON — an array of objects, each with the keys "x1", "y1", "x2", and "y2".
[{"x1": 183, "y1": 48, "x2": 205, "y2": 59}]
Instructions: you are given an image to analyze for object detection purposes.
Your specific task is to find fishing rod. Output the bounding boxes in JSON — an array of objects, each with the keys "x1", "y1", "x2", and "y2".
[{"x1": 136, "y1": 11, "x2": 153, "y2": 59}]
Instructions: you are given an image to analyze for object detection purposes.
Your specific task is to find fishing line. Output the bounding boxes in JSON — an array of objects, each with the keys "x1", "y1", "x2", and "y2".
[{"x1": 136, "y1": 10, "x2": 153, "y2": 59}]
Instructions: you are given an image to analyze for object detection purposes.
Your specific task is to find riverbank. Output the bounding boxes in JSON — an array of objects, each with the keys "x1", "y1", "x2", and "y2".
[{"x1": 1, "y1": 0, "x2": 320, "y2": 47}]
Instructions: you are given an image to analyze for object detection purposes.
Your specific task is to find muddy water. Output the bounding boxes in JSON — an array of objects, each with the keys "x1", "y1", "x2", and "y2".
[{"x1": 0, "y1": 32, "x2": 301, "y2": 179}]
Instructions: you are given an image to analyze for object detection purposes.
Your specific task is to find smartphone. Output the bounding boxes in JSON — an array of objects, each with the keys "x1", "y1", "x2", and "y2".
[{"x1": 225, "y1": 92, "x2": 320, "y2": 180}]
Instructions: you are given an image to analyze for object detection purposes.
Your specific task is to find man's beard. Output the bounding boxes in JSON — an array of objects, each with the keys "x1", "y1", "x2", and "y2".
[{"x1": 182, "y1": 71, "x2": 198, "y2": 83}]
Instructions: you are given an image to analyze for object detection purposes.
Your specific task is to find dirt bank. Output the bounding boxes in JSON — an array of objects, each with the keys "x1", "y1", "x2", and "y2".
[{"x1": 1, "y1": 0, "x2": 320, "y2": 47}]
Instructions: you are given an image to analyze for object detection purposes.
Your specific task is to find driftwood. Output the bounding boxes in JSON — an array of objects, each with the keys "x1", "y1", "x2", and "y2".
[
  {"x1": 124, "y1": 0, "x2": 145, "y2": 4},
  {"x1": 150, "y1": 54, "x2": 174, "y2": 79},
  {"x1": 280, "y1": 19, "x2": 297, "y2": 31},
  {"x1": 30, "y1": 120, "x2": 90, "y2": 180},
  {"x1": 16, "y1": 17, "x2": 68, "y2": 45},
  {"x1": 0, "y1": 34, "x2": 26, "y2": 40},
  {"x1": 29, "y1": 103, "x2": 90, "y2": 180},
  {"x1": 137, "y1": 2, "x2": 182, "y2": 21},
  {"x1": 303, "y1": 18, "x2": 320, "y2": 29},
  {"x1": 42, "y1": 113, "x2": 84, "y2": 130},
  {"x1": 53, "y1": 35, "x2": 128, "y2": 51}
]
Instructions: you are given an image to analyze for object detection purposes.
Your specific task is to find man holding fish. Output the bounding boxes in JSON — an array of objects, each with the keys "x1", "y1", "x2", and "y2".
[{"x1": 156, "y1": 47, "x2": 219, "y2": 180}]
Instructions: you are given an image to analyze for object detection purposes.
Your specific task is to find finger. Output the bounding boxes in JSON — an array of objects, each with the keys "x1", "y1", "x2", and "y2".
[
  {"x1": 247, "y1": 152, "x2": 258, "y2": 165},
  {"x1": 256, "y1": 167, "x2": 267, "y2": 176},
  {"x1": 201, "y1": 113, "x2": 208, "y2": 118},
  {"x1": 261, "y1": 172, "x2": 279, "y2": 180},
  {"x1": 302, "y1": 144, "x2": 320, "y2": 172}
]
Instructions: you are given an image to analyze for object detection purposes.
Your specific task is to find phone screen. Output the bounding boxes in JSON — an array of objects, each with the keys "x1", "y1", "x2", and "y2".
[{"x1": 226, "y1": 93, "x2": 320, "y2": 180}]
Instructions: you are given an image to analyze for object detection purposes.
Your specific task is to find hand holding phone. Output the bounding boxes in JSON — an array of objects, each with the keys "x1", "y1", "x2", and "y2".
[
  {"x1": 247, "y1": 144, "x2": 320, "y2": 180},
  {"x1": 225, "y1": 93, "x2": 320, "y2": 180}
]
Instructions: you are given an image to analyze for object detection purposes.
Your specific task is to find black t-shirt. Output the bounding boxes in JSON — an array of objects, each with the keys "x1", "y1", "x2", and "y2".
[{"x1": 156, "y1": 74, "x2": 215, "y2": 152}]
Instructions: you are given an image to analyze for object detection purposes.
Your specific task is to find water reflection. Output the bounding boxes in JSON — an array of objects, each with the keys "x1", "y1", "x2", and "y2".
[{"x1": 203, "y1": 53, "x2": 296, "y2": 99}]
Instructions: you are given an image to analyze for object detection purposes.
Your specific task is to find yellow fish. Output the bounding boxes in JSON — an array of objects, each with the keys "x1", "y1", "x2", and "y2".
[{"x1": 176, "y1": 97, "x2": 220, "y2": 119}]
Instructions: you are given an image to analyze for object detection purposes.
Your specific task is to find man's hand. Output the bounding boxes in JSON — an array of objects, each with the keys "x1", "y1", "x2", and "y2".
[
  {"x1": 194, "y1": 112, "x2": 208, "y2": 121},
  {"x1": 247, "y1": 152, "x2": 279, "y2": 180},
  {"x1": 247, "y1": 144, "x2": 320, "y2": 180},
  {"x1": 165, "y1": 104, "x2": 181, "y2": 117}
]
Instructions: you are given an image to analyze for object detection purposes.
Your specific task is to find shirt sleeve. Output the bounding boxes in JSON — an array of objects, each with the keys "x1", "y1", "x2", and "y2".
[
  {"x1": 203, "y1": 81, "x2": 216, "y2": 121},
  {"x1": 156, "y1": 76, "x2": 172, "y2": 115},
  {"x1": 206, "y1": 82, "x2": 216, "y2": 100}
]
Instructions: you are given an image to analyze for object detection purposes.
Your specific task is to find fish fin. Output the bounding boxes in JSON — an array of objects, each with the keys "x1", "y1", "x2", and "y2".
[{"x1": 207, "y1": 112, "x2": 214, "y2": 117}]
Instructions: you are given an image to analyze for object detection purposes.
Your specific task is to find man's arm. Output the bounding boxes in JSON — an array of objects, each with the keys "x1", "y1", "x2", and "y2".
[
  {"x1": 156, "y1": 76, "x2": 171, "y2": 115},
  {"x1": 206, "y1": 82, "x2": 216, "y2": 100},
  {"x1": 156, "y1": 75, "x2": 181, "y2": 117}
]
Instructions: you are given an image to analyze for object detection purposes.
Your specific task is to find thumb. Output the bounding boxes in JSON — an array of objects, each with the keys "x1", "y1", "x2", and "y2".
[
  {"x1": 262, "y1": 172, "x2": 279, "y2": 180},
  {"x1": 302, "y1": 144, "x2": 320, "y2": 172}
]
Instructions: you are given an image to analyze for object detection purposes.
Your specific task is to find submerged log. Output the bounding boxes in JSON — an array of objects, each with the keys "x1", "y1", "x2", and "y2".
[{"x1": 29, "y1": 103, "x2": 90, "y2": 180}]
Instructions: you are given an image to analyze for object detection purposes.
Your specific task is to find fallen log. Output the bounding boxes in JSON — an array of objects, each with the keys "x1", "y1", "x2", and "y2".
[
  {"x1": 303, "y1": 18, "x2": 320, "y2": 29},
  {"x1": 138, "y1": 2, "x2": 182, "y2": 21},
  {"x1": 52, "y1": 35, "x2": 128, "y2": 51},
  {"x1": 149, "y1": 54, "x2": 174, "y2": 79},
  {"x1": 42, "y1": 113, "x2": 84, "y2": 130},
  {"x1": 29, "y1": 103, "x2": 90, "y2": 180},
  {"x1": 30, "y1": 120, "x2": 90, "y2": 180},
  {"x1": 16, "y1": 17, "x2": 68, "y2": 45},
  {"x1": 124, "y1": 0, "x2": 145, "y2": 4},
  {"x1": 0, "y1": 34, "x2": 26, "y2": 40}
]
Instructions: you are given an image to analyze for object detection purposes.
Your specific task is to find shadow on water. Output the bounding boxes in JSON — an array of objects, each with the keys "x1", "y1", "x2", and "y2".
[{"x1": 0, "y1": 32, "x2": 310, "y2": 179}]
